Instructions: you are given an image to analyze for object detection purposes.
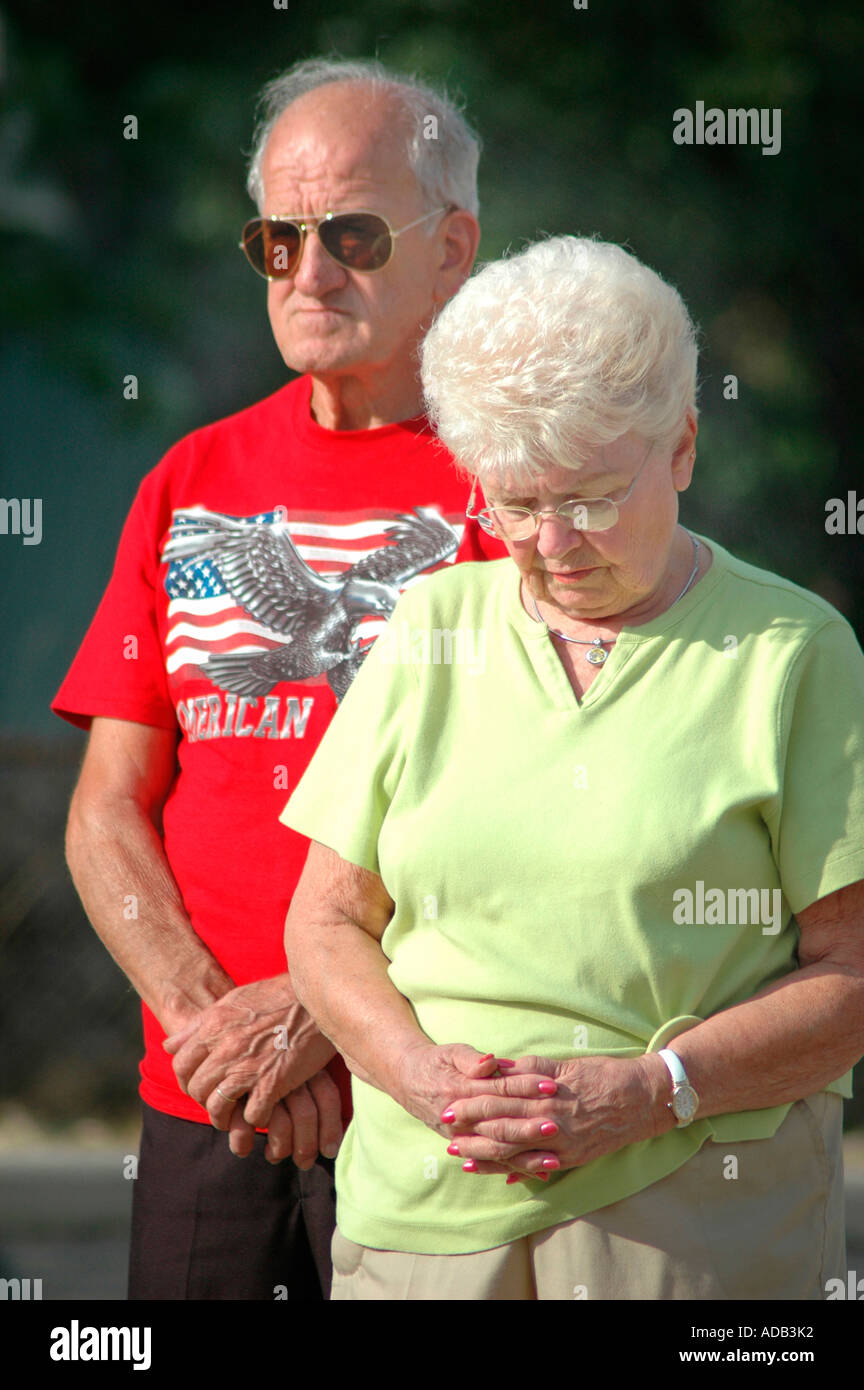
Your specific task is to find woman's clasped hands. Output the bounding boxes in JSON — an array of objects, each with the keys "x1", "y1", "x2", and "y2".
[{"x1": 394, "y1": 1042, "x2": 663, "y2": 1185}]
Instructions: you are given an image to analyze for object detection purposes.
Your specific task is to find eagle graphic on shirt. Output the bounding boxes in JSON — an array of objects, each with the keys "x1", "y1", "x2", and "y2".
[{"x1": 161, "y1": 505, "x2": 460, "y2": 701}]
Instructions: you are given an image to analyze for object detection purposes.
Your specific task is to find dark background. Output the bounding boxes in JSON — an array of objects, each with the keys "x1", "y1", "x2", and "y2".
[{"x1": 1, "y1": 0, "x2": 862, "y2": 1135}]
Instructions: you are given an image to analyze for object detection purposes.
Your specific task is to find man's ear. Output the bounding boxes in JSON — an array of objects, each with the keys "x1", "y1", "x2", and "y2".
[{"x1": 433, "y1": 210, "x2": 481, "y2": 304}]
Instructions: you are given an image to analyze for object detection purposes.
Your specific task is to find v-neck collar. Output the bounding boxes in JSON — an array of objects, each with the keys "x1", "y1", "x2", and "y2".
[{"x1": 504, "y1": 532, "x2": 728, "y2": 711}]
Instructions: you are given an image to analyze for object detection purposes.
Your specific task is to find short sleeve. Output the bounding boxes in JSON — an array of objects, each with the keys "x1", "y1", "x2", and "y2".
[
  {"x1": 51, "y1": 469, "x2": 176, "y2": 732},
  {"x1": 774, "y1": 619, "x2": 864, "y2": 912},
  {"x1": 279, "y1": 597, "x2": 418, "y2": 873}
]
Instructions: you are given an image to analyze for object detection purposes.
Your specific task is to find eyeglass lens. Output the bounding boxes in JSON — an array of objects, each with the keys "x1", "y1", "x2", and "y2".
[{"x1": 485, "y1": 499, "x2": 619, "y2": 538}]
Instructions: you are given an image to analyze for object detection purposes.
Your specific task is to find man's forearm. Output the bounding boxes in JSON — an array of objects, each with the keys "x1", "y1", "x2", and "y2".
[
  {"x1": 66, "y1": 792, "x2": 233, "y2": 1034},
  {"x1": 644, "y1": 963, "x2": 864, "y2": 1127}
]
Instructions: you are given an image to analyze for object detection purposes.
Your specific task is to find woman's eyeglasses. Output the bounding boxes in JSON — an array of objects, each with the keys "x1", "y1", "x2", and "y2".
[
  {"x1": 239, "y1": 207, "x2": 451, "y2": 280},
  {"x1": 466, "y1": 445, "x2": 653, "y2": 540}
]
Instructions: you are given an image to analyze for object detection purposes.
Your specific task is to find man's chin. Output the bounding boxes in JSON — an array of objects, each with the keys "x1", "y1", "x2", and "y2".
[{"x1": 277, "y1": 332, "x2": 370, "y2": 377}]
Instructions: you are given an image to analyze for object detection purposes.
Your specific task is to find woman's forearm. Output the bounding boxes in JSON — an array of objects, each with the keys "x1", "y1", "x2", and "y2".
[
  {"x1": 284, "y1": 887, "x2": 429, "y2": 1100},
  {"x1": 648, "y1": 962, "x2": 864, "y2": 1124}
]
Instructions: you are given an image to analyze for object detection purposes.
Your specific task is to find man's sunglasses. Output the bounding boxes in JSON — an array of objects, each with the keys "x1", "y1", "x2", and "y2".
[{"x1": 239, "y1": 206, "x2": 451, "y2": 280}]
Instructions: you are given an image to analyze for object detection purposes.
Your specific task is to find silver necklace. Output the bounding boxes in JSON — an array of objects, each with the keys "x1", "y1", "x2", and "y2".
[{"x1": 529, "y1": 532, "x2": 701, "y2": 666}]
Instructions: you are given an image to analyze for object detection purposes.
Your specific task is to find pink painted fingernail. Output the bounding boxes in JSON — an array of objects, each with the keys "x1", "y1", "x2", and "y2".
[
  {"x1": 477, "y1": 1053, "x2": 495, "y2": 1063},
  {"x1": 446, "y1": 1142, "x2": 460, "y2": 1156},
  {"x1": 462, "y1": 1160, "x2": 478, "y2": 1173},
  {"x1": 539, "y1": 1122, "x2": 558, "y2": 1135},
  {"x1": 440, "y1": 1109, "x2": 455, "y2": 1123},
  {"x1": 505, "y1": 1173, "x2": 522, "y2": 1184},
  {"x1": 538, "y1": 1081, "x2": 557, "y2": 1095},
  {"x1": 542, "y1": 1157, "x2": 560, "y2": 1170},
  {"x1": 535, "y1": 1172, "x2": 549, "y2": 1181}
]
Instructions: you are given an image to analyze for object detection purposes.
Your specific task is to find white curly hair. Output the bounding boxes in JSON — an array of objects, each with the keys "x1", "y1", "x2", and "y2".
[{"x1": 421, "y1": 236, "x2": 699, "y2": 484}]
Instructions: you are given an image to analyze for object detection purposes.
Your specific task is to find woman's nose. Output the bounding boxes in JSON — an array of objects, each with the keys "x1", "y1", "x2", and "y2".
[{"x1": 534, "y1": 512, "x2": 584, "y2": 556}]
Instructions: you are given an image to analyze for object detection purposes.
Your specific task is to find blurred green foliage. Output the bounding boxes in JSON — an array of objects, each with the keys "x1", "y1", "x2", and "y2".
[{"x1": 1, "y1": 0, "x2": 862, "y2": 730}]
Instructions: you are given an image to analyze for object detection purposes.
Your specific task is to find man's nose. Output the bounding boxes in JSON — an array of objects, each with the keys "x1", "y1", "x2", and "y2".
[{"x1": 291, "y1": 228, "x2": 346, "y2": 294}]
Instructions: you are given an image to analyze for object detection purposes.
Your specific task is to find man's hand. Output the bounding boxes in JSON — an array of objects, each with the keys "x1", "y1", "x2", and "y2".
[
  {"x1": 438, "y1": 1054, "x2": 670, "y2": 1182},
  {"x1": 226, "y1": 1068, "x2": 344, "y2": 1167},
  {"x1": 162, "y1": 975, "x2": 336, "y2": 1131}
]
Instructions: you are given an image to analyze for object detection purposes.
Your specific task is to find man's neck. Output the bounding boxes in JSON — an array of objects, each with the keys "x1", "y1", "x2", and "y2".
[{"x1": 308, "y1": 370, "x2": 424, "y2": 431}]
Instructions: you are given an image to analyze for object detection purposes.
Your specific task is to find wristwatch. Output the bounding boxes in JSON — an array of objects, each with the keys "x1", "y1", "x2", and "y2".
[{"x1": 657, "y1": 1048, "x2": 699, "y2": 1127}]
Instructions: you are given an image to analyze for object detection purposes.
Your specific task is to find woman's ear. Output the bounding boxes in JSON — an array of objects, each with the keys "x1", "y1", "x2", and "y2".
[{"x1": 670, "y1": 412, "x2": 698, "y2": 490}]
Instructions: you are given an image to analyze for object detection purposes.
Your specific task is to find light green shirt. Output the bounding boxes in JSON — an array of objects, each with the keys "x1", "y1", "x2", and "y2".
[{"x1": 281, "y1": 537, "x2": 864, "y2": 1254}]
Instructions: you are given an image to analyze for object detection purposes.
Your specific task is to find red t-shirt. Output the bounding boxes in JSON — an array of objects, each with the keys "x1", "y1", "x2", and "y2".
[{"x1": 53, "y1": 376, "x2": 504, "y2": 1124}]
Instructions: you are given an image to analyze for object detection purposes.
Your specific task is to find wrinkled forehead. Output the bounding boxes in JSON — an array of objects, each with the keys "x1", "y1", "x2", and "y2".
[
  {"x1": 260, "y1": 85, "x2": 421, "y2": 212},
  {"x1": 484, "y1": 436, "x2": 649, "y2": 500},
  {"x1": 485, "y1": 460, "x2": 606, "y2": 502}
]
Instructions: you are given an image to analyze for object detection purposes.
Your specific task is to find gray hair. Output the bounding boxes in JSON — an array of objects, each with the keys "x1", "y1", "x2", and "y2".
[
  {"x1": 246, "y1": 57, "x2": 480, "y2": 216},
  {"x1": 421, "y1": 236, "x2": 700, "y2": 485}
]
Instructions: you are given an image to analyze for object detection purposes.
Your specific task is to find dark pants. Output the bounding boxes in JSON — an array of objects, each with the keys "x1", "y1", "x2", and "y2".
[{"x1": 128, "y1": 1101, "x2": 336, "y2": 1300}]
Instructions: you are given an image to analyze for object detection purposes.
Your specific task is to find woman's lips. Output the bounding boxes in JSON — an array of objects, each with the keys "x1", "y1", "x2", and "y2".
[{"x1": 545, "y1": 566, "x2": 598, "y2": 583}]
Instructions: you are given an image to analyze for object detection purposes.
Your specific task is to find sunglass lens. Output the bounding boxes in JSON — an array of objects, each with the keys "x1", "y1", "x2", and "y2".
[
  {"x1": 261, "y1": 221, "x2": 302, "y2": 277},
  {"x1": 320, "y1": 213, "x2": 391, "y2": 270},
  {"x1": 242, "y1": 220, "x2": 302, "y2": 278}
]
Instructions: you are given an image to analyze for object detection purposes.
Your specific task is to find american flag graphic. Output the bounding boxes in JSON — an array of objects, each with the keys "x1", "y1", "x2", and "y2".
[{"x1": 162, "y1": 506, "x2": 463, "y2": 685}]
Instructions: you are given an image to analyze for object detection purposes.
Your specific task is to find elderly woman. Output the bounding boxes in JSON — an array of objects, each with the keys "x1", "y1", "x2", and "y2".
[{"x1": 280, "y1": 236, "x2": 864, "y2": 1301}]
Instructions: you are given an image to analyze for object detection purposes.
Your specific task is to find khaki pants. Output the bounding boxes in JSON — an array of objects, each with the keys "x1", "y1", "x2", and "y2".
[{"x1": 331, "y1": 1092, "x2": 845, "y2": 1300}]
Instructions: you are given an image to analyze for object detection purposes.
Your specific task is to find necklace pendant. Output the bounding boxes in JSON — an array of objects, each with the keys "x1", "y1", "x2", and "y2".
[{"x1": 586, "y1": 645, "x2": 608, "y2": 666}]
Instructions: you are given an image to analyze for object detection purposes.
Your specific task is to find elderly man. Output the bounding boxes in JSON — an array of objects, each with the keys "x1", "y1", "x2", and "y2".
[{"x1": 53, "y1": 57, "x2": 493, "y2": 1301}]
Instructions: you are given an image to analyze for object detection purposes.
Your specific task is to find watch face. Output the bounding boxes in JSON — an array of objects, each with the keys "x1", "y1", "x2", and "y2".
[{"x1": 673, "y1": 1084, "x2": 698, "y2": 1123}]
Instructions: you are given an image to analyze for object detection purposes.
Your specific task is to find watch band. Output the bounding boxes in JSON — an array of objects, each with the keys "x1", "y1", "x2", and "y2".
[{"x1": 657, "y1": 1048, "x2": 688, "y2": 1086}]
